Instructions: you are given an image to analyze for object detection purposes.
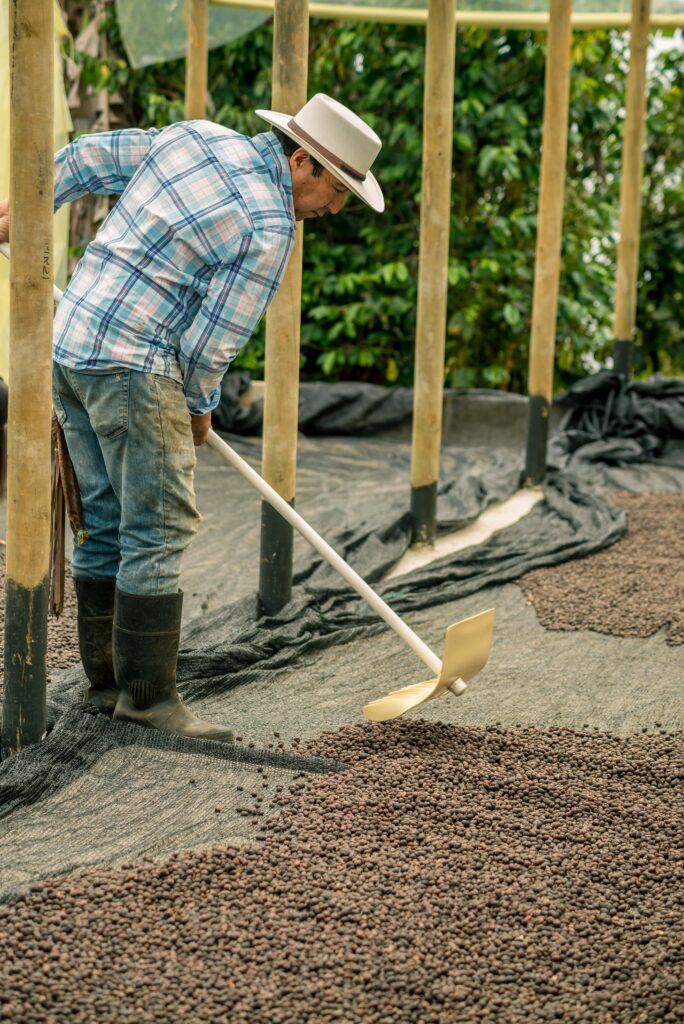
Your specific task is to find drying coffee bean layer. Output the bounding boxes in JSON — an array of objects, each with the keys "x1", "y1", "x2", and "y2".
[
  {"x1": 0, "y1": 560, "x2": 79, "y2": 701},
  {"x1": 1, "y1": 720, "x2": 681, "y2": 1024},
  {"x1": 519, "y1": 492, "x2": 683, "y2": 644}
]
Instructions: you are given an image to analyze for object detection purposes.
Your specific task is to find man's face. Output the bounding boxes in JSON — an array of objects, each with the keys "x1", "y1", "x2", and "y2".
[{"x1": 288, "y1": 148, "x2": 349, "y2": 222}]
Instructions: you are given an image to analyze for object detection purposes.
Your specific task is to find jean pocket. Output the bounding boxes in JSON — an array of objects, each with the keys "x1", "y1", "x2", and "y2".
[
  {"x1": 52, "y1": 393, "x2": 68, "y2": 427},
  {"x1": 81, "y1": 369, "x2": 130, "y2": 441}
]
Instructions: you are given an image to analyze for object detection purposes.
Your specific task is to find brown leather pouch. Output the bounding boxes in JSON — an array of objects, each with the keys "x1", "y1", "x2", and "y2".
[{"x1": 50, "y1": 414, "x2": 88, "y2": 616}]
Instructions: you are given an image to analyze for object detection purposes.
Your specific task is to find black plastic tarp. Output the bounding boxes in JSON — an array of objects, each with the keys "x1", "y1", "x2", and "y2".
[
  {"x1": 211, "y1": 373, "x2": 417, "y2": 438},
  {"x1": 212, "y1": 373, "x2": 684, "y2": 462},
  {"x1": 550, "y1": 372, "x2": 684, "y2": 467}
]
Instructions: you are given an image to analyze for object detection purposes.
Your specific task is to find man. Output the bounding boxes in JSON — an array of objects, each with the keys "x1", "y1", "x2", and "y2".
[{"x1": 0, "y1": 93, "x2": 384, "y2": 744}]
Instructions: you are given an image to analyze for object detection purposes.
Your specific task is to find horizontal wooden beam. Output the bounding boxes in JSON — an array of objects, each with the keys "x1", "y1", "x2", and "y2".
[{"x1": 210, "y1": 0, "x2": 683, "y2": 31}]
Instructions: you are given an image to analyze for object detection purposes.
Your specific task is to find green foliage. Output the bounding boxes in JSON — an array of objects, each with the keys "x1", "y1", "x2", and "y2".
[
  {"x1": 71, "y1": 11, "x2": 683, "y2": 389},
  {"x1": 637, "y1": 43, "x2": 684, "y2": 377}
]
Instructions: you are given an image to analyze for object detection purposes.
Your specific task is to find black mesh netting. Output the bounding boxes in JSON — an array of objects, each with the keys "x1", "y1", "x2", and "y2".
[
  {"x1": 0, "y1": 705, "x2": 341, "y2": 903},
  {"x1": 171, "y1": 468, "x2": 624, "y2": 704},
  {"x1": 0, "y1": 373, "x2": 681, "y2": 901}
]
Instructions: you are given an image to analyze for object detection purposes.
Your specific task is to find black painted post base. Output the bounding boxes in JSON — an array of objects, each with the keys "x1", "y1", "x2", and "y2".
[
  {"x1": 410, "y1": 482, "x2": 438, "y2": 547},
  {"x1": 2, "y1": 577, "x2": 48, "y2": 759},
  {"x1": 258, "y1": 500, "x2": 294, "y2": 617},
  {"x1": 524, "y1": 393, "x2": 550, "y2": 487},
  {"x1": 612, "y1": 339, "x2": 632, "y2": 377}
]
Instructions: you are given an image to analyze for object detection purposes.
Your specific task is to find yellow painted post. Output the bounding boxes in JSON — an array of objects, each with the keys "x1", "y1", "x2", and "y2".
[
  {"x1": 523, "y1": 0, "x2": 572, "y2": 486},
  {"x1": 613, "y1": 0, "x2": 651, "y2": 376},
  {"x1": 2, "y1": 0, "x2": 54, "y2": 757},
  {"x1": 185, "y1": 0, "x2": 209, "y2": 119},
  {"x1": 258, "y1": 0, "x2": 309, "y2": 615},
  {"x1": 410, "y1": 0, "x2": 457, "y2": 545}
]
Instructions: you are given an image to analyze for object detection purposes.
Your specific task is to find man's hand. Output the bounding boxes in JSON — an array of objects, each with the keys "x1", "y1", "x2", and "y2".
[
  {"x1": 0, "y1": 198, "x2": 9, "y2": 245},
  {"x1": 190, "y1": 411, "x2": 211, "y2": 447}
]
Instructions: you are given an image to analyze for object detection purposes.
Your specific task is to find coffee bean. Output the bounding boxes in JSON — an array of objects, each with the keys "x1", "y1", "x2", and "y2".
[
  {"x1": 0, "y1": 720, "x2": 680, "y2": 1024},
  {"x1": 519, "y1": 494, "x2": 683, "y2": 646}
]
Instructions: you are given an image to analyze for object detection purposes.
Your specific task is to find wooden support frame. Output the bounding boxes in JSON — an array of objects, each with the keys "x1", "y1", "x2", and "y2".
[
  {"x1": 2, "y1": 0, "x2": 54, "y2": 758},
  {"x1": 258, "y1": 0, "x2": 309, "y2": 615},
  {"x1": 210, "y1": 0, "x2": 683, "y2": 31},
  {"x1": 185, "y1": 0, "x2": 210, "y2": 119},
  {"x1": 524, "y1": 0, "x2": 573, "y2": 486},
  {"x1": 189, "y1": 0, "x2": 671, "y2": 526},
  {"x1": 410, "y1": 0, "x2": 457, "y2": 546},
  {"x1": 613, "y1": 0, "x2": 651, "y2": 376}
]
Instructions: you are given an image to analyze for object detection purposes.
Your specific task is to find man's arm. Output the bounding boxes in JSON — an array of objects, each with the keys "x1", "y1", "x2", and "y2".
[
  {"x1": 179, "y1": 225, "x2": 294, "y2": 420},
  {"x1": 53, "y1": 127, "x2": 161, "y2": 212},
  {"x1": 0, "y1": 128, "x2": 161, "y2": 239}
]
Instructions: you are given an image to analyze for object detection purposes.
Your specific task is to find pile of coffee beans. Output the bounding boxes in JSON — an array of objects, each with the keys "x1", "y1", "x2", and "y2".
[
  {"x1": 520, "y1": 492, "x2": 683, "y2": 644},
  {"x1": 1, "y1": 720, "x2": 681, "y2": 1023},
  {"x1": 0, "y1": 562, "x2": 80, "y2": 701}
]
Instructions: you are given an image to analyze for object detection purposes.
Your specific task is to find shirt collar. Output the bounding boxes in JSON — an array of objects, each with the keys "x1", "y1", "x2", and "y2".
[{"x1": 251, "y1": 131, "x2": 294, "y2": 216}]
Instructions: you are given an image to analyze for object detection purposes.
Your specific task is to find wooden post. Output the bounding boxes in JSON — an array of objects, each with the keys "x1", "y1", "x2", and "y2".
[
  {"x1": 523, "y1": 0, "x2": 572, "y2": 486},
  {"x1": 612, "y1": 0, "x2": 651, "y2": 376},
  {"x1": 409, "y1": 0, "x2": 457, "y2": 546},
  {"x1": 185, "y1": 0, "x2": 209, "y2": 119},
  {"x1": 2, "y1": 0, "x2": 54, "y2": 758},
  {"x1": 258, "y1": 0, "x2": 308, "y2": 615}
]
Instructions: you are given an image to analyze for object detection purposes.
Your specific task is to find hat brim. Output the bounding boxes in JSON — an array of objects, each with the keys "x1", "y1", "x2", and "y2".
[{"x1": 255, "y1": 109, "x2": 385, "y2": 214}]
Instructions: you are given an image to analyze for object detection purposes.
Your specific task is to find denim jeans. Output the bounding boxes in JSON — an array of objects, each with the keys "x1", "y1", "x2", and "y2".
[{"x1": 52, "y1": 363, "x2": 201, "y2": 595}]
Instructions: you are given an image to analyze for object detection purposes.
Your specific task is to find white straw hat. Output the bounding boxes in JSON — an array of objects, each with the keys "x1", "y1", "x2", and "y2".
[{"x1": 255, "y1": 93, "x2": 384, "y2": 213}]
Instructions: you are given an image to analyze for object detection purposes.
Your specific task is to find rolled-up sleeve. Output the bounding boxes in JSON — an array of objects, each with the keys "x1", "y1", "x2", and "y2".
[
  {"x1": 53, "y1": 127, "x2": 161, "y2": 211},
  {"x1": 179, "y1": 226, "x2": 294, "y2": 415}
]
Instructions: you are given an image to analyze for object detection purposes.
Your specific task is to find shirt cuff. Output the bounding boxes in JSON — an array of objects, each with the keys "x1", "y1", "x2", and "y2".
[{"x1": 186, "y1": 385, "x2": 221, "y2": 417}]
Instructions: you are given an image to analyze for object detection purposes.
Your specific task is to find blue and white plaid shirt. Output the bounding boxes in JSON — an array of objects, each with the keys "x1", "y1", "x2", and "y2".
[{"x1": 53, "y1": 122, "x2": 296, "y2": 414}]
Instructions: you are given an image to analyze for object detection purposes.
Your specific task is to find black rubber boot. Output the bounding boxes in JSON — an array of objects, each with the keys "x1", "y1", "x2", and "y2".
[
  {"x1": 112, "y1": 589, "x2": 234, "y2": 744},
  {"x1": 74, "y1": 576, "x2": 118, "y2": 712}
]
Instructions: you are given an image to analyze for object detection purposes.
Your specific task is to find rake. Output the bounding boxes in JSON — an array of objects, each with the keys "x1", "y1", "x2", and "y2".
[{"x1": 206, "y1": 433, "x2": 495, "y2": 721}]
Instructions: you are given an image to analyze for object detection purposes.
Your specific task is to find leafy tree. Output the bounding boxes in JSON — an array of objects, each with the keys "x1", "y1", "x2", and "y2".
[{"x1": 66, "y1": 4, "x2": 683, "y2": 390}]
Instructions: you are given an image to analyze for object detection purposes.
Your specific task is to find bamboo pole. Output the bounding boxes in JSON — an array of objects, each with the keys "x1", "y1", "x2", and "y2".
[
  {"x1": 210, "y1": 0, "x2": 682, "y2": 32},
  {"x1": 409, "y1": 0, "x2": 457, "y2": 546},
  {"x1": 185, "y1": 0, "x2": 209, "y2": 119},
  {"x1": 2, "y1": 0, "x2": 54, "y2": 758},
  {"x1": 612, "y1": 0, "x2": 651, "y2": 376},
  {"x1": 523, "y1": 0, "x2": 572, "y2": 486},
  {"x1": 258, "y1": 0, "x2": 309, "y2": 615}
]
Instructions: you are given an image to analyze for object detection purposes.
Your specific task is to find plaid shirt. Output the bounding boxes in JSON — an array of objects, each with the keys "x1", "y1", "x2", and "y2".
[{"x1": 53, "y1": 122, "x2": 296, "y2": 414}]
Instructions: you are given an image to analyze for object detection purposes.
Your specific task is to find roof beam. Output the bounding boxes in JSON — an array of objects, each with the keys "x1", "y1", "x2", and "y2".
[{"x1": 210, "y1": 0, "x2": 684, "y2": 31}]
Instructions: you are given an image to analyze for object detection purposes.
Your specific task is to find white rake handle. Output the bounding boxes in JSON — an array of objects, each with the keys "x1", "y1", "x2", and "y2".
[{"x1": 207, "y1": 429, "x2": 443, "y2": 679}]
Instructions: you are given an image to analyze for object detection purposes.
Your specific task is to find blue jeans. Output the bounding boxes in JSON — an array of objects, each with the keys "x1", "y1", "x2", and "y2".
[{"x1": 52, "y1": 364, "x2": 201, "y2": 595}]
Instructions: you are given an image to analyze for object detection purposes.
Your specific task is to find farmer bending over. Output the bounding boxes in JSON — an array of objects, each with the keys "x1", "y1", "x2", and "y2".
[{"x1": 0, "y1": 93, "x2": 384, "y2": 744}]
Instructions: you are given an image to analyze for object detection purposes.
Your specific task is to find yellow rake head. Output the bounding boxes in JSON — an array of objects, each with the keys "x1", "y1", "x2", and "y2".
[{"x1": 362, "y1": 608, "x2": 496, "y2": 722}]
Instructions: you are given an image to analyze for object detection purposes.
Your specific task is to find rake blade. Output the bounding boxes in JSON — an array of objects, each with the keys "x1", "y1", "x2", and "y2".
[
  {"x1": 363, "y1": 678, "x2": 441, "y2": 722},
  {"x1": 362, "y1": 607, "x2": 496, "y2": 723},
  {"x1": 438, "y1": 608, "x2": 495, "y2": 687}
]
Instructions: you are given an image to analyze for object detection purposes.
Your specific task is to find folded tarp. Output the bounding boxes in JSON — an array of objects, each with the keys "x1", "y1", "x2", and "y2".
[{"x1": 550, "y1": 372, "x2": 684, "y2": 467}]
